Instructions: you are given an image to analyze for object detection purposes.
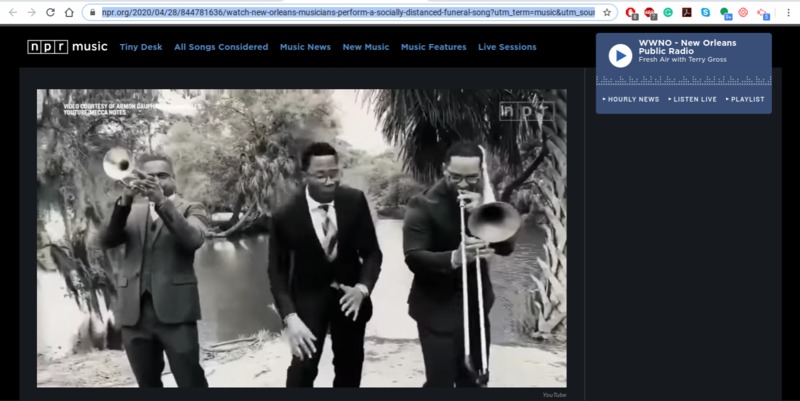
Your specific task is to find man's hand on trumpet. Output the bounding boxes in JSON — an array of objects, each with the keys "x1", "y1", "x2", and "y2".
[
  {"x1": 120, "y1": 181, "x2": 139, "y2": 204},
  {"x1": 136, "y1": 176, "x2": 166, "y2": 204},
  {"x1": 120, "y1": 171, "x2": 164, "y2": 204},
  {"x1": 451, "y1": 236, "x2": 495, "y2": 268},
  {"x1": 119, "y1": 171, "x2": 148, "y2": 205}
]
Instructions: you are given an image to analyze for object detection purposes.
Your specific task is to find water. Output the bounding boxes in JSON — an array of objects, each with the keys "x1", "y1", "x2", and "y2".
[{"x1": 193, "y1": 219, "x2": 545, "y2": 346}]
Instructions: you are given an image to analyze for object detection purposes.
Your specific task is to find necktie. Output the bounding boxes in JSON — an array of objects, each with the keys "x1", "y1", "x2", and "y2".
[{"x1": 319, "y1": 204, "x2": 338, "y2": 261}]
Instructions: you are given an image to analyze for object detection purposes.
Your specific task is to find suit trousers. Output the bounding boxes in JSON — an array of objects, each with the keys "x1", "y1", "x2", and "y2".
[
  {"x1": 121, "y1": 292, "x2": 208, "y2": 387},
  {"x1": 417, "y1": 310, "x2": 491, "y2": 387},
  {"x1": 286, "y1": 288, "x2": 368, "y2": 387}
]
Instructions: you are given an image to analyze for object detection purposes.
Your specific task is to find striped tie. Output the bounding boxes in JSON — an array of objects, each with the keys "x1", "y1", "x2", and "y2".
[{"x1": 320, "y1": 204, "x2": 338, "y2": 261}]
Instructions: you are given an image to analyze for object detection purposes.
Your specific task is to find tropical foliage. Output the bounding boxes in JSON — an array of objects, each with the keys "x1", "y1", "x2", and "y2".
[
  {"x1": 365, "y1": 89, "x2": 568, "y2": 338},
  {"x1": 36, "y1": 89, "x2": 343, "y2": 323},
  {"x1": 161, "y1": 90, "x2": 339, "y2": 235},
  {"x1": 357, "y1": 150, "x2": 426, "y2": 209},
  {"x1": 36, "y1": 88, "x2": 566, "y2": 353},
  {"x1": 37, "y1": 89, "x2": 174, "y2": 318}
]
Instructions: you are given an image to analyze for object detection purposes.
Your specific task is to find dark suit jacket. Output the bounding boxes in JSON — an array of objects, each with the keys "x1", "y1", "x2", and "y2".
[
  {"x1": 403, "y1": 179, "x2": 515, "y2": 333},
  {"x1": 100, "y1": 196, "x2": 209, "y2": 327},
  {"x1": 268, "y1": 186, "x2": 382, "y2": 325}
]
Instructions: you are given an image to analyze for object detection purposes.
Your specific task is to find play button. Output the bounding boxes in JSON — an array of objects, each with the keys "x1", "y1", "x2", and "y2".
[{"x1": 609, "y1": 44, "x2": 632, "y2": 68}]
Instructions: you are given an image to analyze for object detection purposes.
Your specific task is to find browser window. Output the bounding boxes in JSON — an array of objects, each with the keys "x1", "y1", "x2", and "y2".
[{"x1": 8, "y1": 1, "x2": 790, "y2": 400}]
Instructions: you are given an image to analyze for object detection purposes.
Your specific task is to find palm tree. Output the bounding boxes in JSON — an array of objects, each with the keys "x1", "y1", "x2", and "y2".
[{"x1": 364, "y1": 89, "x2": 567, "y2": 338}]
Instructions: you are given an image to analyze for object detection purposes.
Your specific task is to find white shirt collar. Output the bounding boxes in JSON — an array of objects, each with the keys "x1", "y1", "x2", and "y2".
[
  {"x1": 305, "y1": 186, "x2": 334, "y2": 211},
  {"x1": 148, "y1": 194, "x2": 176, "y2": 221}
]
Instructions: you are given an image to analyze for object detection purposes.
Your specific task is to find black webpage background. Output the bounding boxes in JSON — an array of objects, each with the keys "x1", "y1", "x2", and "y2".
[{"x1": 6, "y1": 25, "x2": 790, "y2": 401}]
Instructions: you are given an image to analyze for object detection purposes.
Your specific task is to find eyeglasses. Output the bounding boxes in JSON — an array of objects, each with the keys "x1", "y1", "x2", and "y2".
[
  {"x1": 446, "y1": 171, "x2": 480, "y2": 184},
  {"x1": 311, "y1": 170, "x2": 340, "y2": 181}
]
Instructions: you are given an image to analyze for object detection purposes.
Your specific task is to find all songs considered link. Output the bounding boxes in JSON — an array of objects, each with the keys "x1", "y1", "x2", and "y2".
[{"x1": 99, "y1": 7, "x2": 597, "y2": 19}]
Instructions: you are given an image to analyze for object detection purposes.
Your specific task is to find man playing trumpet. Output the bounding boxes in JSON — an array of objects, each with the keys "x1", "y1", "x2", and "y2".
[
  {"x1": 100, "y1": 153, "x2": 210, "y2": 387},
  {"x1": 403, "y1": 141, "x2": 517, "y2": 387}
]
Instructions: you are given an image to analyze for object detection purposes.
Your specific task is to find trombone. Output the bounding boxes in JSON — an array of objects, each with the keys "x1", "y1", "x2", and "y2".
[
  {"x1": 458, "y1": 145, "x2": 522, "y2": 387},
  {"x1": 102, "y1": 147, "x2": 147, "y2": 193}
]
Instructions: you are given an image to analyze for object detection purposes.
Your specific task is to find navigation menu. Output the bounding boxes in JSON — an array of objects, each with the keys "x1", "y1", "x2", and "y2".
[{"x1": 54, "y1": 40, "x2": 536, "y2": 54}]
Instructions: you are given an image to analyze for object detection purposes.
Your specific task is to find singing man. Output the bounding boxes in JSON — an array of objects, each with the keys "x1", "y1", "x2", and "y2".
[
  {"x1": 100, "y1": 153, "x2": 210, "y2": 387},
  {"x1": 268, "y1": 142, "x2": 383, "y2": 387},
  {"x1": 402, "y1": 141, "x2": 516, "y2": 387}
]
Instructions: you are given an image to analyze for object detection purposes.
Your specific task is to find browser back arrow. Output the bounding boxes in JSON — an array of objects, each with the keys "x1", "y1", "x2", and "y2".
[
  {"x1": 9, "y1": 8, "x2": 16, "y2": 16},
  {"x1": 28, "y1": 8, "x2": 35, "y2": 16}
]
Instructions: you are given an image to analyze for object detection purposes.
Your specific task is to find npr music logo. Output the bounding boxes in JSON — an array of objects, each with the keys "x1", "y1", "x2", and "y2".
[
  {"x1": 499, "y1": 101, "x2": 555, "y2": 121},
  {"x1": 27, "y1": 40, "x2": 69, "y2": 54}
]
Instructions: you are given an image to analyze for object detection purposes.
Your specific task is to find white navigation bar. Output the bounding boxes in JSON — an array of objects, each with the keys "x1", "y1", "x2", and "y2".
[{"x1": 0, "y1": 1, "x2": 797, "y2": 24}]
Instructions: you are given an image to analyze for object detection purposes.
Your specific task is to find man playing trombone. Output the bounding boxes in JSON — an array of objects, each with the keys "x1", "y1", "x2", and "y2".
[
  {"x1": 403, "y1": 141, "x2": 517, "y2": 387},
  {"x1": 100, "y1": 152, "x2": 210, "y2": 387}
]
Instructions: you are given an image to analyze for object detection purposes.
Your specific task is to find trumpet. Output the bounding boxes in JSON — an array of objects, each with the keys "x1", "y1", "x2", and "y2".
[
  {"x1": 458, "y1": 145, "x2": 522, "y2": 387},
  {"x1": 102, "y1": 147, "x2": 146, "y2": 192}
]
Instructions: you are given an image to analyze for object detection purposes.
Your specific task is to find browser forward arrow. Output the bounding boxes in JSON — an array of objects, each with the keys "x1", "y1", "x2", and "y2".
[{"x1": 28, "y1": 8, "x2": 35, "y2": 16}]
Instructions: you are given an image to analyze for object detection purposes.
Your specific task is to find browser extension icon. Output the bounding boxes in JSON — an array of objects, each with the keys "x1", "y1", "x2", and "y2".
[{"x1": 724, "y1": 13, "x2": 733, "y2": 20}]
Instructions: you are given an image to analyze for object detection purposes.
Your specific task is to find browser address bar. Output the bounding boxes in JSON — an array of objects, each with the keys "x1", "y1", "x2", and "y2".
[{"x1": 81, "y1": 4, "x2": 616, "y2": 21}]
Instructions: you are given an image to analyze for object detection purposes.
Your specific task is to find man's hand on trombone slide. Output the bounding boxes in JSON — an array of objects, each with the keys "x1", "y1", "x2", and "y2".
[{"x1": 451, "y1": 236, "x2": 495, "y2": 269}]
